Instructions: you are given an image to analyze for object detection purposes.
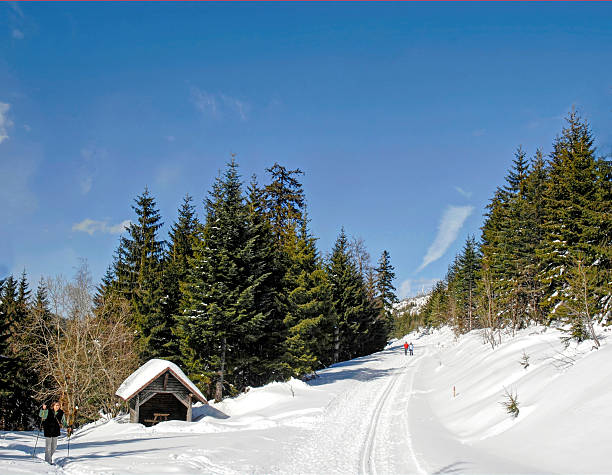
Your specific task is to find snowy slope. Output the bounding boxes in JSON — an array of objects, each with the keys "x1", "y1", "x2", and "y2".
[
  {"x1": 1, "y1": 324, "x2": 611, "y2": 474},
  {"x1": 394, "y1": 293, "x2": 430, "y2": 315}
]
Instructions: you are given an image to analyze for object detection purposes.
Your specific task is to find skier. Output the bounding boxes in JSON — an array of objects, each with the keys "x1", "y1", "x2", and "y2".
[
  {"x1": 403, "y1": 341, "x2": 409, "y2": 356},
  {"x1": 409, "y1": 342, "x2": 414, "y2": 356},
  {"x1": 39, "y1": 401, "x2": 68, "y2": 464}
]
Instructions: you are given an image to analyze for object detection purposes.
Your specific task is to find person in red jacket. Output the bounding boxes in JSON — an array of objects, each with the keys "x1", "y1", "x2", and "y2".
[{"x1": 403, "y1": 341, "x2": 409, "y2": 356}]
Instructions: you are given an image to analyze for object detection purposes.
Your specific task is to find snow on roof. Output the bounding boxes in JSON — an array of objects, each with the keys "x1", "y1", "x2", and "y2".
[{"x1": 116, "y1": 359, "x2": 207, "y2": 404}]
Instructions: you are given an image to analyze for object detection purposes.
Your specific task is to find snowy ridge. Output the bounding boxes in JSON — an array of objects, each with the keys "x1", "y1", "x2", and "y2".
[
  {"x1": 2, "y1": 324, "x2": 611, "y2": 474},
  {"x1": 394, "y1": 293, "x2": 431, "y2": 315}
]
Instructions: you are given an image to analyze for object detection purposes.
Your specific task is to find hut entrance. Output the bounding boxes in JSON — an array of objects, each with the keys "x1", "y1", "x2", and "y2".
[{"x1": 140, "y1": 393, "x2": 187, "y2": 426}]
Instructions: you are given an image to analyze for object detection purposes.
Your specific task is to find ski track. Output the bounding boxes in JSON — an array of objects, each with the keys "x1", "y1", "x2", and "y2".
[{"x1": 360, "y1": 349, "x2": 428, "y2": 475}]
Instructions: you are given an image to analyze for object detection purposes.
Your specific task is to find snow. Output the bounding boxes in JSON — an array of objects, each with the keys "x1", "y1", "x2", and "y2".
[
  {"x1": 394, "y1": 293, "x2": 431, "y2": 315},
  {"x1": 2, "y1": 325, "x2": 611, "y2": 474},
  {"x1": 115, "y1": 359, "x2": 206, "y2": 402}
]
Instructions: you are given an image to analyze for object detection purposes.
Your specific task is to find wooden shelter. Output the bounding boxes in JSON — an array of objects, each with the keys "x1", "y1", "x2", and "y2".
[{"x1": 116, "y1": 359, "x2": 207, "y2": 426}]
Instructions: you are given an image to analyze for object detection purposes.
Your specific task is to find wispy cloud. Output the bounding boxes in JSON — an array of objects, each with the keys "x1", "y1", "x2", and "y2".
[
  {"x1": 472, "y1": 128, "x2": 486, "y2": 137},
  {"x1": 12, "y1": 28, "x2": 24, "y2": 39},
  {"x1": 454, "y1": 186, "x2": 472, "y2": 199},
  {"x1": 399, "y1": 277, "x2": 439, "y2": 299},
  {"x1": 417, "y1": 205, "x2": 474, "y2": 272},
  {"x1": 78, "y1": 145, "x2": 106, "y2": 195},
  {"x1": 0, "y1": 102, "x2": 14, "y2": 144},
  {"x1": 0, "y1": 155, "x2": 37, "y2": 223},
  {"x1": 156, "y1": 163, "x2": 182, "y2": 187},
  {"x1": 190, "y1": 87, "x2": 249, "y2": 121},
  {"x1": 72, "y1": 219, "x2": 131, "y2": 236},
  {"x1": 8, "y1": 2, "x2": 24, "y2": 18}
]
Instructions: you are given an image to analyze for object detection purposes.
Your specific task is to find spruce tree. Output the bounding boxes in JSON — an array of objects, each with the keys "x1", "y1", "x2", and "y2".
[
  {"x1": 163, "y1": 195, "x2": 201, "y2": 363},
  {"x1": 327, "y1": 229, "x2": 379, "y2": 362},
  {"x1": 113, "y1": 188, "x2": 167, "y2": 360},
  {"x1": 181, "y1": 160, "x2": 288, "y2": 400},
  {"x1": 283, "y1": 213, "x2": 335, "y2": 374},
  {"x1": 456, "y1": 236, "x2": 481, "y2": 331},
  {"x1": 263, "y1": 163, "x2": 305, "y2": 246},
  {"x1": 538, "y1": 112, "x2": 601, "y2": 321},
  {"x1": 374, "y1": 250, "x2": 399, "y2": 338}
]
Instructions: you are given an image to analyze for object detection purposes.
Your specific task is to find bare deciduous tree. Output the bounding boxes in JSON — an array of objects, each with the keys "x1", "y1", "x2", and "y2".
[{"x1": 19, "y1": 263, "x2": 138, "y2": 424}]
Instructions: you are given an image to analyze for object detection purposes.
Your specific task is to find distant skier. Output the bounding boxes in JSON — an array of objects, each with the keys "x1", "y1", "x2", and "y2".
[
  {"x1": 409, "y1": 342, "x2": 414, "y2": 356},
  {"x1": 403, "y1": 341, "x2": 409, "y2": 356},
  {"x1": 39, "y1": 401, "x2": 68, "y2": 464}
]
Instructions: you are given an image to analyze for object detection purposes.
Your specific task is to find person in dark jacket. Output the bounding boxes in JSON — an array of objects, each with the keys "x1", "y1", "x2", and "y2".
[{"x1": 39, "y1": 401, "x2": 67, "y2": 464}]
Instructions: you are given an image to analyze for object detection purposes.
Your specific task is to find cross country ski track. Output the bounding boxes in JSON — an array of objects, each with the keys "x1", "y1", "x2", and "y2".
[{"x1": 359, "y1": 348, "x2": 427, "y2": 475}]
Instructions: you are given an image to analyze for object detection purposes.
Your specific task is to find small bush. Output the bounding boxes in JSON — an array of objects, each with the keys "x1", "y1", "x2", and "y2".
[
  {"x1": 501, "y1": 388, "x2": 520, "y2": 418},
  {"x1": 519, "y1": 351, "x2": 530, "y2": 369}
]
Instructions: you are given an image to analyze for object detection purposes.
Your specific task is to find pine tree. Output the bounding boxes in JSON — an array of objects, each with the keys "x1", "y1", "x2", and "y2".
[
  {"x1": 113, "y1": 188, "x2": 167, "y2": 360},
  {"x1": 181, "y1": 160, "x2": 289, "y2": 400},
  {"x1": 456, "y1": 236, "x2": 481, "y2": 331},
  {"x1": 374, "y1": 250, "x2": 399, "y2": 338},
  {"x1": 538, "y1": 112, "x2": 601, "y2": 320},
  {"x1": 327, "y1": 229, "x2": 380, "y2": 362},
  {"x1": 0, "y1": 274, "x2": 37, "y2": 429},
  {"x1": 263, "y1": 163, "x2": 305, "y2": 246},
  {"x1": 283, "y1": 213, "x2": 335, "y2": 374},
  {"x1": 163, "y1": 195, "x2": 201, "y2": 363}
]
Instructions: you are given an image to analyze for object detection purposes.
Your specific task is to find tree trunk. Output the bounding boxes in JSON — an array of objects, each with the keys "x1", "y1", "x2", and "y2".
[{"x1": 215, "y1": 337, "x2": 227, "y2": 402}]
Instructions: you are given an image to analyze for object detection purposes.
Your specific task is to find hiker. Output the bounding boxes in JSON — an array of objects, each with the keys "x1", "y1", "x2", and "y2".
[
  {"x1": 39, "y1": 401, "x2": 68, "y2": 464},
  {"x1": 403, "y1": 341, "x2": 409, "y2": 356},
  {"x1": 409, "y1": 342, "x2": 414, "y2": 356}
]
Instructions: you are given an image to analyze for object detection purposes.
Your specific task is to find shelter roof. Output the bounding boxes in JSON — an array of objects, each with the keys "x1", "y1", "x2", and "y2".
[{"x1": 116, "y1": 359, "x2": 207, "y2": 404}]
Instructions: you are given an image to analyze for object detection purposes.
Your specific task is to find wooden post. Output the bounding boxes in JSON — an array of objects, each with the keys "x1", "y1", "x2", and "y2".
[
  {"x1": 187, "y1": 394, "x2": 193, "y2": 422},
  {"x1": 134, "y1": 394, "x2": 140, "y2": 423},
  {"x1": 453, "y1": 386, "x2": 456, "y2": 398}
]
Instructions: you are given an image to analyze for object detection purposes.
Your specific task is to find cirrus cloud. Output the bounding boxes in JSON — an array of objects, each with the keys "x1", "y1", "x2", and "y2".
[
  {"x1": 417, "y1": 205, "x2": 474, "y2": 272},
  {"x1": 0, "y1": 102, "x2": 14, "y2": 144},
  {"x1": 72, "y1": 219, "x2": 131, "y2": 236}
]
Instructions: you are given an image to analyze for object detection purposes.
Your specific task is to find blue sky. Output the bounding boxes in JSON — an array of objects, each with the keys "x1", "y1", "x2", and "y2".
[{"x1": 1, "y1": 2, "x2": 611, "y2": 298}]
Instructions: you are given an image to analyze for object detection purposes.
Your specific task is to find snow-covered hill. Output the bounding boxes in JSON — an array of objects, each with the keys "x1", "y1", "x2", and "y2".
[
  {"x1": 394, "y1": 293, "x2": 430, "y2": 315},
  {"x1": 2, "y1": 324, "x2": 611, "y2": 474}
]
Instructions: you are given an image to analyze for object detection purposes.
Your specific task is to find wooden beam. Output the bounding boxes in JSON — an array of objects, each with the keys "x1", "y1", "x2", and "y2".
[
  {"x1": 163, "y1": 372, "x2": 168, "y2": 391},
  {"x1": 134, "y1": 393, "x2": 140, "y2": 424},
  {"x1": 187, "y1": 394, "x2": 193, "y2": 422}
]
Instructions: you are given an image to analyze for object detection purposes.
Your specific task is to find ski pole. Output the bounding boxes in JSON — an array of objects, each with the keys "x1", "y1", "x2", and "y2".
[
  {"x1": 32, "y1": 416, "x2": 42, "y2": 458},
  {"x1": 67, "y1": 405, "x2": 78, "y2": 458}
]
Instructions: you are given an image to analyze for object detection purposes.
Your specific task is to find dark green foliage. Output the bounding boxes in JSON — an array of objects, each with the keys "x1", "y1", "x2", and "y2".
[
  {"x1": 327, "y1": 229, "x2": 382, "y2": 362},
  {"x1": 538, "y1": 113, "x2": 602, "y2": 318},
  {"x1": 0, "y1": 273, "x2": 37, "y2": 430},
  {"x1": 375, "y1": 250, "x2": 399, "y2": 333},
  {"x1": 419, "y1": 111, "x2": 609, "y2": 347},
  {"x1": 284, "y1": 217, "x2": 336, "y2": 374},
  {"x1": 180, "y1": 161, "x2": 290, "y2": 400},
  {"x1": 111, "y1": 188, "x2": 169, "y2": 360}
]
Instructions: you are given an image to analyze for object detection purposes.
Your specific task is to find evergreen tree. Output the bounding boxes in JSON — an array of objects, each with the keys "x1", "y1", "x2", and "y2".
[
  {"x1": 163, "y1": 195, "x2": 201, "y2": 363},
  {"x1": 283, "y1": 213, "x2": 335, "y2": 374},
  {"x1": 263, "y1": 163, "x2": 305, "y2": 246},
  {"x1": 181, "y1": 160, "x2": 288, "y2": 400},
  {"x1": 0, "y1": 274, "x2": 37, "y2": 429},
  {"x1": 456, "y1": 236, "x2": 481, "y2": 331},
  {"x1": 113, "y1": 188, "x2": 167, "y2": 360},
  {"x1": 327, "y1": 229, "x2": 380, "y2": 362},
  {"x1": 538, "y1": 112, "x2": 601, "y2": 320},
  {"x1": 374, "y1": 250, "x2": 399, "y2": 338}
]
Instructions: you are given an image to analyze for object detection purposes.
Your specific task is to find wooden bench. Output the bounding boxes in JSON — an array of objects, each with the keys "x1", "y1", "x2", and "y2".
[{"x1": 144, "y1": 413, "x2": 170, "y2": 424}]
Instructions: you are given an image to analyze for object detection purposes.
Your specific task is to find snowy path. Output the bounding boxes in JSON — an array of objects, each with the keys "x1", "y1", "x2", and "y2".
[{"x1": 2, "y1": 326, "x2": 612, "y2": 474}]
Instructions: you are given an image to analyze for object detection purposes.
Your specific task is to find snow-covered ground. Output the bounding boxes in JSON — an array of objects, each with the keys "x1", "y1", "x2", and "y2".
[
  {"x1": 394, "y1": 294, "x2": 430, "y2": 315},
  {"x1": 2, "y1": 324, "x2": 611, "y2": 474}
]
